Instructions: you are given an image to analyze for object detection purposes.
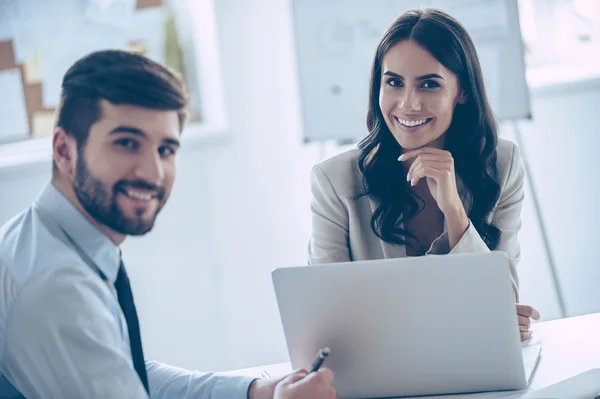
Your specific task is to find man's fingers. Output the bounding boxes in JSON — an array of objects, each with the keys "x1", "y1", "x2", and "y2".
[
  {"x1": 282, "y1": 374, "x2": 305, "y2": 385},
  {"x1": 315, "y1": 367, "x2": 334, "y2": 384},
  {"x1": 281, "y1": 369, "x2": 308, "y2": 385},
  {"x1": 289, "y1": 367, "x2": 335, "y2": 390}
]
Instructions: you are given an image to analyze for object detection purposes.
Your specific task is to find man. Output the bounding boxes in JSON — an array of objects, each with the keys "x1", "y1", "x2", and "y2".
[{"x1": 0, "y1": 50, "x2": 336, "y2": 399}]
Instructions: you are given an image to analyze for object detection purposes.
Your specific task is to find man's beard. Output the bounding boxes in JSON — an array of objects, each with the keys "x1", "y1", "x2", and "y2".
[{"x1": 73, "y1": 155, "x2": 167, "y2": 236}]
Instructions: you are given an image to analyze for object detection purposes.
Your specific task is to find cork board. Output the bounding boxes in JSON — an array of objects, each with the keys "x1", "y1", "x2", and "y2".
[
  {"x1": 0, "y1": 0, "x2": 196, "y2": 144},
  {"x1": 0, "y1": 40, "x2": 53, "y2": 140}
]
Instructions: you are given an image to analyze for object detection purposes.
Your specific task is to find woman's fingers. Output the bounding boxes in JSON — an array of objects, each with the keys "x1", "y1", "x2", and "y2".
[
  {"x1": 407, "y1": 154, "x2": 452, "y2": 182},
  {"x1": 518, "y1": 315, "x2": 532, "y2": 329},
  {"x1": 410, "y1": 164, "x2": 452, "y2": 187},
  {"x1": 520, "y1": 330, "x2": 533, "y2": 341},
  {"x1": 399, "y1": 147, "x2": 453, "y2": 161}
]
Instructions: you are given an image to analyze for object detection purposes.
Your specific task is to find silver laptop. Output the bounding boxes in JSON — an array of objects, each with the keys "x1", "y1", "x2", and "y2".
[{"x1": 272, "y1": 252, "x2": 541, "y2": 398}]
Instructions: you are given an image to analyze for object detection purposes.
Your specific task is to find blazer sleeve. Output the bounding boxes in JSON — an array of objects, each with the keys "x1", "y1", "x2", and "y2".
[
  {"x1": 308, "y1": 164, "x2": 351, "y2": 264},
  {"x1": 427, "y1": 143, "x2": 525, "y2": 301}
]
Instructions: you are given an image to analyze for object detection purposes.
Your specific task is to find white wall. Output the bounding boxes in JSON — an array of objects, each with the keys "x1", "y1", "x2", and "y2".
[
  {"x1": 0, "y1": 0, "x2": 322, "y2": 372},
  {"x1": 501, "y1": 124, "x2": 563, "y2": 320},
  {"x1": 517, "y1": 77, "x2": 600, "y2": 317},
  {"x1": 190, "y1": 0, "x2": 322, "y2": 369},
  {"x1": 0, "y1": 0, "x2": 597, "y2": 373}
]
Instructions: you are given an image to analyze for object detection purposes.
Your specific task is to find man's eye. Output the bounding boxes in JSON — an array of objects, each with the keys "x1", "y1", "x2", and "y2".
[
  {"x1": 115, "y1": 139, "x2": 139, "y2": 150},
  {"x1": 159, "y1": 146, "x2": 175, "y2": 157}
]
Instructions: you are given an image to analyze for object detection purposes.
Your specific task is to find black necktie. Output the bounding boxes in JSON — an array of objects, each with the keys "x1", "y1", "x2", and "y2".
[{"x1": 115, "y1": 260, "x2": 150, "y2": 393}]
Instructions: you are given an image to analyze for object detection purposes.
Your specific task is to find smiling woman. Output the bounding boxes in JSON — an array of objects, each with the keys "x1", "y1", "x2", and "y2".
[
  {"x1": 378, "y1": 42, "x2": 468, "y2": 151},
  {"x1": 308, "y1": 8, "x2": 540, "y2": 342}
]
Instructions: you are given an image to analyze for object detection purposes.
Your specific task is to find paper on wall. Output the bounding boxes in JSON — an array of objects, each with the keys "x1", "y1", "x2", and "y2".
[
  {"x1": 38, "y1": 11, "x2": 168, "y2": 107},
  {"x1": 4, "y1": 0, "x2": 45, "y2": 63},
  {"x1": 84, "y1": 0, "x2": 137, "y2": 28},
  {"x1": 24, "y1": 48, "x2": 43, "y2": 84},
  {"x1": 32, "y1": 110, "x2": 56, "y2": 138},
  {"x1": 0, "y1": 69, "x2": 30, "y2": 143},
  {"x1": 39, "y1": 19, "x2": 126, "y2": 108},
  {"x1": 431, "y1": 0, "x2": 509, "y2": 39},
  {"x1": 5, "y1": 0, "x2": 166, "y2": 108},
  {"x1": 126, "y1": 6, "x2": 165, "y2": 64},
  {"x1": 0, "y1": 1, "x2": 14, "y2": 41}
]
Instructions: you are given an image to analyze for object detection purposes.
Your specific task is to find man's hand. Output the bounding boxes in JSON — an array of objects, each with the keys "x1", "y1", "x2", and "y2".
[
  {"x1": 248, "y1": 368, "x2": 336, "y2": 399},
  {"x1": 516, "y1": 304, "x2": 541, "y2": 341},
  {"x1": 248, "y1": 373, "x2": 286, "y2": 399},
  {"x1": 274, "y1": 368, "x2": 337, "y2": 399}
]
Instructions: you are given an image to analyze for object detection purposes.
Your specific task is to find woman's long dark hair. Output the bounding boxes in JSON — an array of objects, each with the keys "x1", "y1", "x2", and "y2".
[{"x1": 358, "y1": 8, "x2": 501, "y2": 249}]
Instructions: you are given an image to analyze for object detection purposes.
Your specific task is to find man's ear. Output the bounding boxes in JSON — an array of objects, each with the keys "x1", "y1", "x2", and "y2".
[{"x1": 53, "y1": 127, "x2": 78, "y2": 180}]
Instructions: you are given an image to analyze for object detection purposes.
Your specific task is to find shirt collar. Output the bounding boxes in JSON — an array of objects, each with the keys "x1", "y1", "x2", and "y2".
[{"x1": 35, "y1": 182, "x2": 121, "y2": 283}]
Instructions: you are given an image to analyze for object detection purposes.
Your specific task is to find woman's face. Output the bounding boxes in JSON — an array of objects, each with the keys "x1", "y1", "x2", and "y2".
[{"x1": 378, "y1": 39, "x2": 466, "y2": 150}]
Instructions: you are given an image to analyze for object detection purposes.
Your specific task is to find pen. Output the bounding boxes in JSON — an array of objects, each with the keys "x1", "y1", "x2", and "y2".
[
  {"x1": 310, "y1": 347, "x2": 330, "y2": 373},
  {"x1": 260, "y1": 370, "x2": 271, "y2": 379}
]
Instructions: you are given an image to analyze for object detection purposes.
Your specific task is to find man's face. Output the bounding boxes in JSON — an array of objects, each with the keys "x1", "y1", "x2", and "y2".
[{"x1": 73, "y1": 100, "x2": 180, "y2": 236}]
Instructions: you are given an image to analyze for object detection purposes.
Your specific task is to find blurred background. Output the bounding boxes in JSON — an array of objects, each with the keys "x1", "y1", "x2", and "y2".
[{"x1": 0, "y1": 0, "x2": 599, "y2": 372}]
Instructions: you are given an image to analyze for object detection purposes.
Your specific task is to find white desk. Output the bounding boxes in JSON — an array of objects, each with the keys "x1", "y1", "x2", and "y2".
[{"x1": 225, "y1": 312, "x2": 600, "y2": 398}]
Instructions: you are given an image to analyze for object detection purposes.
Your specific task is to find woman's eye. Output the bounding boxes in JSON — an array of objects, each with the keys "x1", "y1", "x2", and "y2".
[
  {"x1": 422, "y1": 80, "x2": 440, "y2": 89},
  {"x1": 386, "y1": 78, "x2": 402, "y2": 88}
]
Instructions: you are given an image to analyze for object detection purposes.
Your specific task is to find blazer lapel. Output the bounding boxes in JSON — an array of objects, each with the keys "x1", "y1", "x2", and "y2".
[
  {"x1": 367, "y1": 175, "x2": 472, "y2": 259},
  {"x1": 368, "y1": 196, "x2": 407, "y2": 259}
]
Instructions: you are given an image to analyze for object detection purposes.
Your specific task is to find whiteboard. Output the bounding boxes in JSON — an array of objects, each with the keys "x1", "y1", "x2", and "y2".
[{"x1": 291, "y1": 0, "x2": 531, "y2": 143}]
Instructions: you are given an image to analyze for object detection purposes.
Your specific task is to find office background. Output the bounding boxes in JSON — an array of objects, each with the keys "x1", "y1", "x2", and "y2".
[{"x1": 0, "y1": 0, "x2": 599, "y2": 373}]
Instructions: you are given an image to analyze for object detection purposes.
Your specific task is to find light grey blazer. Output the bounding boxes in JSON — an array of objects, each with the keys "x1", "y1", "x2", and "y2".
[{"x1": 308, "y1": 138, "x2": 525, "y2": 300}]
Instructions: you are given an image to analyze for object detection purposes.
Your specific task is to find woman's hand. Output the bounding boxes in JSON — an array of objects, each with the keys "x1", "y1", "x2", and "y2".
[
  {"x1": 399, "y1": 147, "x2": 462, "y2": 215},
  {"x1": 399, "y1": 147, "x2": 469, "y2": 247},
  {"x1": 516, "y1": 304, "x2": 541, "y2": 341}
]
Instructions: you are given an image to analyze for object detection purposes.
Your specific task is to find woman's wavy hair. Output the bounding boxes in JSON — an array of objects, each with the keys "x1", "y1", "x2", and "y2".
[{"x1": 358, "y1": 8, "x2": 501, "y2": 249}]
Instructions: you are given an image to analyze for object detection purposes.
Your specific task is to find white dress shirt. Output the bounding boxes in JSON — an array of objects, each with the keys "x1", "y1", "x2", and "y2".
[{"x1": 0, "y1": 183, "x2": 254, "y2": 399}]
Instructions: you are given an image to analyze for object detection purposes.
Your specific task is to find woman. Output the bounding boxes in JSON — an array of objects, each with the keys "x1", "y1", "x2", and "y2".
[{"x1": 308, "y1": 8, "x2": 539, "y2": 340}]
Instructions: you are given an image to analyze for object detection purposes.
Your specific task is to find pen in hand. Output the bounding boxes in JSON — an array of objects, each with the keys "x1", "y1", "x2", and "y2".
[
  {"x1": 310, "y1": 347, "x2": 330, "y2": 373},
  {"x1": 260, "y1": 347, "x2": 329, "y2": 380}
]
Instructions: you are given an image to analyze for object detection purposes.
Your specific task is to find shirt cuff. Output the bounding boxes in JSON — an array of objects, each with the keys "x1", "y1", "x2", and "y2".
[
  {"x1": 211, "y1": 375, "x2": 256, "y2": 399},
  {"x1": 426, "y1": 220, "x2": 489, "y2": 255}
]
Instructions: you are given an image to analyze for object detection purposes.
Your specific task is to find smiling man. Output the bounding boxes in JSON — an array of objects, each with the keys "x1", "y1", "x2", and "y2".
[{"x1": 0, "y1": 50, "x2": 336, "y2": 399}]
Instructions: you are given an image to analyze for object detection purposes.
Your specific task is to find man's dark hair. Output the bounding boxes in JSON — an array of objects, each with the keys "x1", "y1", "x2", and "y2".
[{"x1": 53, "y1": 49, "x2": 189, "y2": 174}]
